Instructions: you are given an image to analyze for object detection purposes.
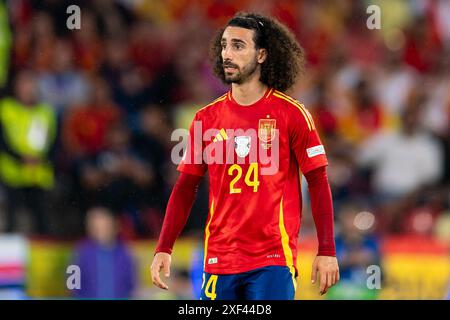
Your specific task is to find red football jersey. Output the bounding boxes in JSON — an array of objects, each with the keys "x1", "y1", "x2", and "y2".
[{"x1": 178, "y1": 88, "x2": 328, "y2": 276}]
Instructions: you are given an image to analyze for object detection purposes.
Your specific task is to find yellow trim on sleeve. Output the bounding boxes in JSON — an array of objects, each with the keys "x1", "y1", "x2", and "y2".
[
  {"x1": 273, "y1": 93, "x2": 312, "y2": 131},
  {"x1": 273, "y1": 92, "x2": 313, "y2": 131},
  {"x1": 302, "y1": 103, "x2": 315, "y2": 130}
]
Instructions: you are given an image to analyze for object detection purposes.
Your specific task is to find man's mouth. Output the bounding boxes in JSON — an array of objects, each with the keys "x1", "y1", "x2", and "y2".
[
  {"x1": 223, "y1": 63, "x2": 238, "y2": 72},
  {"x1": 224, "y1": 67, "x2": 236, "y2": 72}
]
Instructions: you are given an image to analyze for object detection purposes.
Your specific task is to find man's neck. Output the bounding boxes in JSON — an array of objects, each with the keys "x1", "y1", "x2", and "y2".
[{"x1": 231, "y1": 74, "x2": 268, "y2": 106}]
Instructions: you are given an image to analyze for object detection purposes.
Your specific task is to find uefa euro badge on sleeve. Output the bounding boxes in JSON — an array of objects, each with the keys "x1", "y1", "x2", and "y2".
[
  {"x1": 234, "y1": 136, "x2": 251, "y2": 158},
  {"x1": 258, "y1": 118, "x2": 276, "y2": 149}
]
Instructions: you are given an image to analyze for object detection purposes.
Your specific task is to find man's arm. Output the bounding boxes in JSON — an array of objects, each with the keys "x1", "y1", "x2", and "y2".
[
  {"x1": 304, "y1": 166, "x2": 339, "y2": 295},
  {"x1": 0, "y1": 111, "x2": 24, "y2": 161},
  {"x1": 151, "y1": 172, "x2": 203, "y2": 290},
  {"x1": 304, "y1": 166, "x2": 336, "y2": 256},
  {"x1": 285, "y1": 99, "x2": 339, "y2": 295}
]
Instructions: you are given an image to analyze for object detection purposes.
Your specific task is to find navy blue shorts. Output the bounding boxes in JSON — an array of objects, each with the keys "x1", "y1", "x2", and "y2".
[{"x1": 200, "y1": 266, "x2": 296, "y2": 300}]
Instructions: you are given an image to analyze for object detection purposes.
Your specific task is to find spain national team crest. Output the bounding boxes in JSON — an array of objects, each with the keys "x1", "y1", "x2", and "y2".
[
  {"x1": 234, "y1": 136, "x2": 251, "y2": 158},
  {"x1": 258, "y1": 119, "x2": 276, "y2": 149}
]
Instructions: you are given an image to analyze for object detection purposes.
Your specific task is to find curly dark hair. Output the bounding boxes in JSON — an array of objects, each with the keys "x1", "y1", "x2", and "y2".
[{"x1": 209, "y1": 12, "x2": 305, "y2": 93}]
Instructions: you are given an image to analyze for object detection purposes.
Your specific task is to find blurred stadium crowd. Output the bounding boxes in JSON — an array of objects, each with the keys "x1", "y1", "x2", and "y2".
[{"x1": 0, "y1": 0, "x2": 448, "y2": 299}]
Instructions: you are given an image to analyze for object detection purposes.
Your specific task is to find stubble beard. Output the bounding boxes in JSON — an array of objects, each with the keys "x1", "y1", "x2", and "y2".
[{"x1": 224, "y1": 58, "x2": 259, "y2": 85}]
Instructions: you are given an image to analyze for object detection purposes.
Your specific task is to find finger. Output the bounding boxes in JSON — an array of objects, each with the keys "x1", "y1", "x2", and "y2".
[
  {"x1": 336, "y1": 270, "x2": 340, "y2": 283},
  {"x1": 150, "y1": 260, "x2": 161, "y2": 277},
  {"x1": 319, "y1": 272, "x2": 327, "y2": 294},
  {"x1": 327, "y1": 271, "x2": 333, "y2": 288},
  {"x1": 151, "y1": 263, "x2": 168, "y2": 290},
  {"x1": 330, "y1": 272, "x2": 336, "y2": 288},
  {"x1": 163, "y1": 261, "x2": 171, "y2": 278},
  {"x1": 150, "y1": 264, "x2": 160, "y2": 286},
  {"x1": 311, "y1": 265, "x2": 318, "y2": 284},
  {"x1": 153, "y1": 272, "x2": 168, "y2": 290}
]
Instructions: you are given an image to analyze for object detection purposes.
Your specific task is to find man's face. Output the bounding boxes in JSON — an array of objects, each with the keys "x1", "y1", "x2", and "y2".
[
  {"x1": 15, "y1": 73, "x2": 37, "y2": 106},
  {"x1": 87, "y1": 208, "x2": 117, "y2": 245},
  {"x1": 221, "y1": 26, "x2": 266, "y2": 84}
]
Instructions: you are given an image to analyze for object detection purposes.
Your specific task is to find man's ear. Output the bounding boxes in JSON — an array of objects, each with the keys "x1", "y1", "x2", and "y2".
[{"x1": 257, "y1": 48, "x2": 267, "y2": 64}]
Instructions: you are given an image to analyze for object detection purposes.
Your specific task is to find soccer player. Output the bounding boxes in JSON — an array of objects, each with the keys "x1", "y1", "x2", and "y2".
[{"x1": 151, "y1": 12, "x2": 339, "y2": 300}]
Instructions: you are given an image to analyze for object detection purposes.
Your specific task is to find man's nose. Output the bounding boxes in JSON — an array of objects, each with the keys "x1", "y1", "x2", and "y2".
[{"x1": 222, "y1": 47, "x2": 233, "y2": 61}]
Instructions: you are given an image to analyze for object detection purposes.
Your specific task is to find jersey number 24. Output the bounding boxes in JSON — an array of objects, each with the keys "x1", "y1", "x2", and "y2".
[{"x1": 228, "y1": 163, "x2": 260, "y2": 194}]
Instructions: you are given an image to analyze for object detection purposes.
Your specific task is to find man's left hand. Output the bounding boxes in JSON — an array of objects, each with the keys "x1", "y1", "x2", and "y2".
[{"x1": 311, "y1": 255, "x2": 340, "y2": 295}]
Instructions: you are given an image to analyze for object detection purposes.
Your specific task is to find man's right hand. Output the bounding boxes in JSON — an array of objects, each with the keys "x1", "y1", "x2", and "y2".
[{"x1": 150, "y1": 252, "x2": 171, "y2": 290}]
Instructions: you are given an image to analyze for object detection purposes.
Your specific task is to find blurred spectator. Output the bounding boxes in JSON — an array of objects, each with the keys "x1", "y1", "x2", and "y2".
[
  {"x1": 62, "y1": 77, "x2": 122, "y2": 159},
  {"x1": 374, "y1": 49, "x2": 417, "y2": 116},
  {"x1": 74, "y1": 122, "x2": 156, "y2": 236},
  {"x1": 324, "y1": 135, "x2": 363, "y2": 211},
  {"x1": 71, "y1": 10, "x2": 103, "y2": 73},
  {"x1": 309, "y1": 79, "x2": 339, "y2": 138},
  {"x1": 73, "y1": 206, "x2": 136, "y2": 299},
  {"x1": 331, "y1": 204, "x2": 381, "y2": 299},
  {"x1": 338, "y1": 78, "x2": 391, "y2": 144},
  {"x1": 37, "y1": 39, "x2": 88, "y2": 114},
  {"x1": 99, "y1": 36, "x2": 152, "y2": 128},
  {"x1": 402, "y1": 16, "x2": 442, "y2": 74},
  {"x1": 434, "y1": 0, "x2": 450, "y2": 45},
  {"x1": 357, "y1": 96, "x2": 444, "y2": 202},
  {"x1": 132, "y1": 105, "x2": 171, "y2": 209},
  {"x1": 33, "y1": 12, "x2": 58, "y2": 72},
  {"x1": 99, "y1": 36, "x2": 132, "y2": 94},
  {"x1": 0, "y1": 71, "x2": 57, "y2": 234},
  {"x1": 421, "y1": 50, "x2": 450, "y2": 137},
  {"x1": 0, "y1": 0, "x2": 11, "y2": 89}
]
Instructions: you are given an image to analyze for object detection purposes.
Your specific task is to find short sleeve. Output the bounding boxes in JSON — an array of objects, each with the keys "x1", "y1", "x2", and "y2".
[
  {"x1": 289, "y1": 105, "x2": 328, "y2": 174},
  {"x1": 177, "y1": 113, "x2": 207, "y2": 176}
]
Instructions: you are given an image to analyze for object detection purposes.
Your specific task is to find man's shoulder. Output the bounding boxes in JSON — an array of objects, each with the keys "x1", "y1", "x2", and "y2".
[
  {"x1": 271, "y1": 90, "x2": 305, "y2": 111},
  {"x1": 74, "y1": 239, "x2": 96, "y2": 255},
  {"x1": 0, "y1": 97, "x2": 17, "y2": 109},
  {"x1": 271, "y1": 90, "x2": 316, "y2": 131}
]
